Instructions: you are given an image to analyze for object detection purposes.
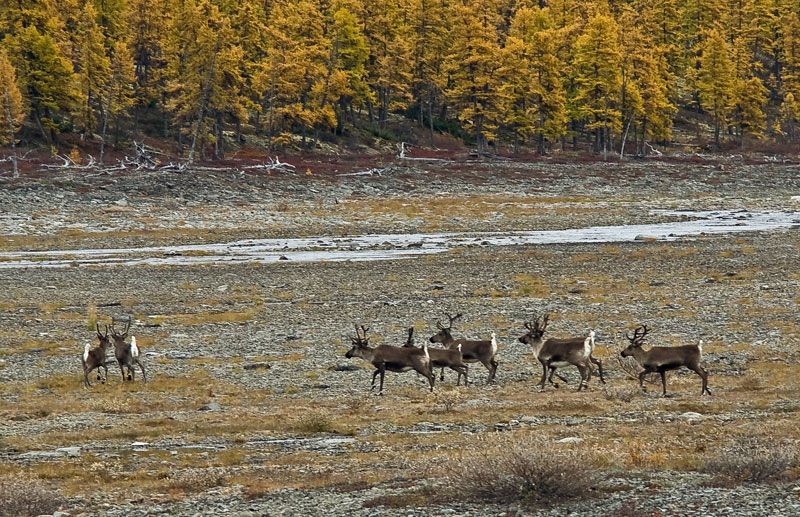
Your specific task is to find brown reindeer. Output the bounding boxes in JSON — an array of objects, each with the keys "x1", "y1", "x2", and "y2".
[
  {"x1": 82, "y1": 324, "x2": 112, "y2": 387},
  {"x1": 620, "y1": 325, "x2": 710, "y2": 396},
  {"x1": 404, "y1": 327, "x2": 469, "y2": 386},
  {"x1": 429, "y1": 313, "x2": 498, "y2": 383},
  {"x1": 345, "y1": 325, "x2": 435, "y2": 394},
  {"x1": 518, "y1": 313, "x2": 596, "y2": 391},
  {"x1": 110, "y1": 318, "x2": 147, "y2": 383}
]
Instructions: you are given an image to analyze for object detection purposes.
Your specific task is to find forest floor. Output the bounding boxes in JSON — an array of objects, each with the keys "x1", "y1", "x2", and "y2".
[{"x1": 1, "y1": 152, "x2": 799, "y2": 516}]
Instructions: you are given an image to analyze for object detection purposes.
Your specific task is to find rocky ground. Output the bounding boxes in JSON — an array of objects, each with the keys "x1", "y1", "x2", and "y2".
[{"x1": 0, "y1": 153, "x2": 799, "y2": 516}]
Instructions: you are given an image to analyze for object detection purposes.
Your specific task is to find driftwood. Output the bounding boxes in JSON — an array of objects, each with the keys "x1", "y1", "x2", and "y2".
[{"x1": 243, "y1": 156, "x2": 296, "y2": 173}]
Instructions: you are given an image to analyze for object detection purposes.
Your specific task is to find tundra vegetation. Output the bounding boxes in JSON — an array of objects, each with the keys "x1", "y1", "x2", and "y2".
[{"x1": 0, "y1": 161, "x2": 799, "y2": 515}]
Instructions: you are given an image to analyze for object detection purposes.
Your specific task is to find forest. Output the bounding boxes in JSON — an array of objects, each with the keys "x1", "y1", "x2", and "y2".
[{"x1": 1, "y1": 0, "x2": 800, "y2": 161}]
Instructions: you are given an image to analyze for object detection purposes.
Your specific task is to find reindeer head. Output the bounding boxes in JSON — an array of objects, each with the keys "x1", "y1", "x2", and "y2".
[
  {"x1": 620, "y1": 325, "x2": 649, "y2": 357},
  {"x1": 96, "y1": 323, "x2": 111, "y2": 349},
  {"x1": 518, "y1": 313, "x2": 550, "y2": 344},
  {"x1": 109, "y1": 317, "x2": 131, "y2": 349},
  {"x1": 345, "y1": 324, "x2": 371, "y2": 359},
  {"x1": 429, "y1": 312, "x2": 462, "y2": 344}
]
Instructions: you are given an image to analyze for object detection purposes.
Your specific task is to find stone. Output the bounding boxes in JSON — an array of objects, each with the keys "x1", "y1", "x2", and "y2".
[
  {"x1": 199, "y1": 401, "x2": 222, "y2": 412},
  {"x1": 556, "y1": 437, "x2": 584, "y2": 444},
  {"x1": 56, "y1": 446, "x2": 81, "y2": 457},
  {"x1": 243, "y1": 362, "x2": 271, "y2": 371}
]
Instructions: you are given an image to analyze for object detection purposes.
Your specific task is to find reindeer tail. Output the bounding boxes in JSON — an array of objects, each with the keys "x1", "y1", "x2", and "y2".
[
  {"x1": 130, "y1": 336, "x2": 139, "y2": 358},
  {"x1": 423, "y1": 343, "x2": 429, "y2": 360},
  {"x1": 83, "y1": 343, "x2": 90, "y2": 362},
  {"x1": 697, "y1": 339, "x2": 703, "y2": 357},
  {"x1": 491, "y1": 332, "x2": 498, "y2": 355}
]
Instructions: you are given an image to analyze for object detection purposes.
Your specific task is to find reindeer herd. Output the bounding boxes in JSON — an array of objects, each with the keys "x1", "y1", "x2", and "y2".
[
  {"x1": 81, "y1": 319, "x2": 146, "y2": 387},
  {"x1": 345, "y1": 313, "x2": 711, "y2": 397},
  {"x1": 80, "y1": 311, "x2": 710, "y2": 398}
]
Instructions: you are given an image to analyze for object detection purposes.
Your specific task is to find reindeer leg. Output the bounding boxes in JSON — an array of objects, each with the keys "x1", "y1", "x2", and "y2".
[
  {"x1": 118, "y1": 362, "x2": 126, "y2": 382},
  {"x1": 538, "y1": 361, "x2": 549, "y2": 391},
  {"x1": 638, "y1": 370, "x2": 649, "y2": 392},
  {"x1": 371, "y1": 369, "x2": 380, "y2": 391},
  {"x1": 479, "y1": 359, "x2": 494, "y2": 384},
  {"x1": 489, "y1": 359, "x2": 498, "y2": 383},
  {"x1": 378, "y1": 364, "x2": 386, "y2": 395},
  {"x1": 101, "y1": 364, "x2": 108, "y2": 383},
  {"x1": 83, "y1": 365, "x2": 92, "y2": 388},
  {"x1": 137, "y1": 360, "x2": 147, "y2": 383},
  {"x1": 660, "y1": 371, "x2": 668, "y2": 397},
  {"x1": 576, "y1": 364, "x2": 590, "y2": 391},
  {"x1": 689, "y1": 364, "x2": 711, "y2": 396},
  {"x1": 439, "y1": 367, "x2": 445, "y2": 382},
  {"x1": 591, "y1": 356, "x2": 606, "y2": 384}
]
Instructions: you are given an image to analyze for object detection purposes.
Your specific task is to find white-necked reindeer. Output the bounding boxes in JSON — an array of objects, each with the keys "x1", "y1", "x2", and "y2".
[
  {"x1": 620, "y1": 325, "x2": 710, "y2": 396},
  {"x1": 403, "y1": 327, "x2": 469, "y2": 386},
  {"x1": 518, "y1": 313, "x2": 597, "y2": 391},
  {"x1": 82, "y1": 324, "x2": 112, "y2": 387},
  {"x1": 345, "y1": 325, "x2": 435, "y2": 394},
  {"x1": 110, "y1": 318, "x2": 147, "y2": 383},
  {"x1": 429, "y1": 313, "x2": 498, "y2": 383}
]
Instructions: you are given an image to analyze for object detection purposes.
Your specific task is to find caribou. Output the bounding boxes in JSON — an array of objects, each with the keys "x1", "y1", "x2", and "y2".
[
  {"x1": 110, "y1": 318, "x2": 147, "y2": 383},
  {"x1": 429, "y1": 313, "x2": 498, "y2": 383},
  {"x1": 404, "y1": 327, "x2": 469, "y2": 386},
  {"x1": 82, "y1": 324, "x2": 112, "y2": 387},
  {"x1": 345, "y1": 325, "x2": 435, "y2": 394},
  {"x1": 620, "y1": 325, "x2": 710, "y2": 396},
  {"x1": 518, "y1": 313, "x2": 597, "y2": 391}
]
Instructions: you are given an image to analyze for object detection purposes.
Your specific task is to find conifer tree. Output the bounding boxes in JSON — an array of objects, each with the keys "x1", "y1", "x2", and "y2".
[
  {"x1": 74, "y1": 2, "x2": 111, "y2": 138},
  {"x1": 571, "y1": 13, "x2": 623, "y2": 156},
  {"x1": 6, "y1": 25, "x2": 77, "y2": 143},
  {"x1": 445, "y1": 0, "x2": 504, "y2": 151},
  {"x1": 697, "y1": 29, "x2": 736, "y2": 147},
  {"x1": 0, "y1": 49, "x2": 24, "y2": 176},
  {"x1": 254, "y1": 0, "x2": 329, "y2": 147}
]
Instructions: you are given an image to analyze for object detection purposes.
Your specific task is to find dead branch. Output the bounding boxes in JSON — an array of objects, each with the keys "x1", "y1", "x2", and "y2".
[{"x1": 243, "y1": 156, "x2": 296, "y2": 173}]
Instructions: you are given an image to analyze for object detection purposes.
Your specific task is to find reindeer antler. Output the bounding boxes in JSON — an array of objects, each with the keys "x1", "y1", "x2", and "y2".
[
  {"x1": 445, "y1": 312, "x2": 463, "y2": 329},
  {"x1": 405, "y1": 327, "x2": 414, "y2": 346}
]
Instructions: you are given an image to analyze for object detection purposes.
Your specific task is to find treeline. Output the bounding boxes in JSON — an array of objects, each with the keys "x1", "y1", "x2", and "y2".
[{"x1": 1, "y1": 0, "x2": 800, "y2": 161}]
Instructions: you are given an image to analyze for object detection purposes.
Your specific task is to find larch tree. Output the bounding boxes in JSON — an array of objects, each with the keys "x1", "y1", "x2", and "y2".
[
  {"x1": 6, "y1": 25, "x2": 77, "y2": 143},
  {"x1": 445, "y1": 0, "x2": 504, "y2": 152},
  {"x1": 571, "y1": 12, "x2": 623, "y2": 157},
  {"x1": 500, "y1": 6, "x2": 567, "y2": 153},
  {"x1": 254, "y1": 0, "x2": 329, "y2": 147},
  {"x1": 697, "y1": 29, "x2": 736, "y2": 147},
  {"x1": 361, "y1": 0, "x2": 415, "y2": 128},
  {"x1": 410, "y1": 0, "x2": 450, "y2": 143},
  {"x1": 127, "y1": 0, "x2": 170, "y2": 135},
  {"x1": 778, "y1": 91, "x2": 799, "y2": 142},
  {"x1": 0, "y1": 49, "x2": 25, "y2": 177},
  {"x1": 74, "y1": 2, "x2": 111, "y2": 139},
  {"x1": 324, "y1": 4, "x2": 371, "y2": 135}
]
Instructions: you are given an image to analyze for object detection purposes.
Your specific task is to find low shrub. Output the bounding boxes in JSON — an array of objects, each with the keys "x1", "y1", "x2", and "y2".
[
  {"x1": 441, "y1": 434, "x2": 602, "y2": 507},
  {"x1": 702, "y1": 438, "x2": 799, "y2": 486},
  {"x1": 0, "y1": 475, "x2": 68, "y2": 516}
]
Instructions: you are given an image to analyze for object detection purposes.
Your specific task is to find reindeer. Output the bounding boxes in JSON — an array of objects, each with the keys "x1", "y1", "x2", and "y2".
[
  {"x1": 518, "y1": 313, "x2": 596, "y2": 391},
  {"x1": 519, "y1": 316, "x2": 605, "y2": 388},
  {"x1": 82, "y1": 324, "x2": 112, "y2": 387},
  {"x1": 404, "y1": 327, "x2": 469, "y2": 386},
  {"x1": 110, "y1": 318, "x2": 147, "y2": 383},
  {"x1": 429, "y1": 313, "x2": 498, "y2": 383},
  {"x1": 620, "y1": 325, "x2": 710, "y2": 396},
  {"x1": 345, "y1": 325, "x2": 435, "y2": 394}
]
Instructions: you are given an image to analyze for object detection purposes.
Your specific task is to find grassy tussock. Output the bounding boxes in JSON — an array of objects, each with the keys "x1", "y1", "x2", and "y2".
[
  {"x1": 702, "y1": 438, "x2": 800, "y2": 486},
  {"x1": 0, "y1": 475, "x2": 68, "y2": 516},
  {"x1": 439, "y1": 434, "x2": 602, "y2": 507}
]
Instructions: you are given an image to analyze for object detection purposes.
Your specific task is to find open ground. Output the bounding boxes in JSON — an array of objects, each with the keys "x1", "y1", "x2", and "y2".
[{"x1": 1, "y1": 155, "x2": 799, "y2": 516}]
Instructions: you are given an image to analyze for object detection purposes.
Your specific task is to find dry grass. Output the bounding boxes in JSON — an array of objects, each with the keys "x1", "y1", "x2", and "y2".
[
  {"x1": 0, "y1": 475, "x2": 69, "y2": 516},
  {"x1": 438, "y1": 433, "x2": 602, "y2": 507},
  {"x1": 702, "y1": 438, "x2": 800, "y2": 486}
]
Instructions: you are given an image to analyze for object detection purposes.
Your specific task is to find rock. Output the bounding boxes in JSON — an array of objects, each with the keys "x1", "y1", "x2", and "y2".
[
  {"x1": 243, "y1": 362, "x2": 271, "y2": 371},
  {"x1": 634, "y1": 234, "x2": 658, "y2": 241},
  {"x1": 556, "y1": 437, "x2": 584, "y2": 444},
  {"x1": 330, "y1": 363, "x2": 359, "y2": 372},
  {"x1": 199, "y1": 402, "x2": 222, "y2": 412},
  {"x1": 19, "y1": 451, "x2": 63, "y2": 459},
  {"x1": 56, "y1": 446, "x2": 81, "y2": 457}
]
